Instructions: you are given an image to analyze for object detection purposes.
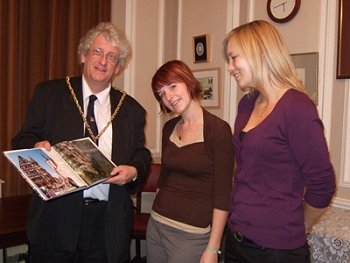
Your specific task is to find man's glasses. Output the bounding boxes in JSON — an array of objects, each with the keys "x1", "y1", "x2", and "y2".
[{"x1": 88, "y1": 48, "x2": 119, "y2": 65}]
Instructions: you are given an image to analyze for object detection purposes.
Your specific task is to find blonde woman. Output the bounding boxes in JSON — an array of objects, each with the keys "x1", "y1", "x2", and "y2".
[{"x1": 222, "y1": 20, "x2": 335, "y2": 263}]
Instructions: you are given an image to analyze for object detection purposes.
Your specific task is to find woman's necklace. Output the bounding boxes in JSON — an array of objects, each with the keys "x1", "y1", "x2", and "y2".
[
  {"x1": 176, "y1": 110, "x2": 203, "y2": 141},
  {"x1": 257, "y1": 103, "x2": 273, "y2": 120},
  {"x1": 256, "y1": 97, "x2": 273, "y2": 120},
  {"x1": 259, "y1": 107, "x2": 267, "y2": 119},
  {"x1": 65, "y1": 76, "x2": 126, "y2": 144}
]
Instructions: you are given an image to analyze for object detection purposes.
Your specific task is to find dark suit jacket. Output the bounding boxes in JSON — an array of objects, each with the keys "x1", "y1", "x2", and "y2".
[{"x1": 12, "y1": 76, "x2": 152, "y2": 263}]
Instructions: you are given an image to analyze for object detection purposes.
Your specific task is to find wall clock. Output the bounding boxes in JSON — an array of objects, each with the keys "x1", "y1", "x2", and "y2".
[{"x1": 267, "y1": 0, "x2": 301, "y2": 23}]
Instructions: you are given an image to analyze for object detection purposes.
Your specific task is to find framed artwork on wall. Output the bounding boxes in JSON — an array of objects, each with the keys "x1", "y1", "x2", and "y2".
[
  {"x1": 193, "y1": 34, "x2": 209, "y2": 63},
  {"x1": 193, "y1": 68, "x2": 220, "y2": 108},
  {"x1": 337, "y1": 0, "x2": 350, "y2": 78},
  {"x1": 291, "y1": 52, "x2": 318, "y2": 104}
]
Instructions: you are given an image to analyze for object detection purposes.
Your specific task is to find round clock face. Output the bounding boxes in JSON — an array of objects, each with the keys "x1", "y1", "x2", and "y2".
[{"x1": 267, "y1": 0, "x2": 301, "y2": 23}]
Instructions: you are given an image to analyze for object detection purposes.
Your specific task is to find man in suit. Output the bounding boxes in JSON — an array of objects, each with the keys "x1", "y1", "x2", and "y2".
[{"x1": 12, "y1": 22, "x2": 151, "y2": 263}]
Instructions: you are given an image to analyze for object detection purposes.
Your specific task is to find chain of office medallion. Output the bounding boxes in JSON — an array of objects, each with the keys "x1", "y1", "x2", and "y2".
[{"x1": 65, "y1": 76, "x2": 126, "y2": 144}]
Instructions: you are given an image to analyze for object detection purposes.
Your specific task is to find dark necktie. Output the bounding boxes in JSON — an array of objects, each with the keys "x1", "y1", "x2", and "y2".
[{"x1": 85, "y1": 95, "x2": 98, "y2": 144}]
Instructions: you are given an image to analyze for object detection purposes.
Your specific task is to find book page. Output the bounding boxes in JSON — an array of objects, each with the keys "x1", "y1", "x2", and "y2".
[
  {"x1": 3, "y1": 138, "x2": 116, "y2": 200},
  {"x1": 4, "y1": 148, "x2": 88, "y2": 200},
  {"x1": 53, "y1": 138, "x2": 116, "y2": 186}
]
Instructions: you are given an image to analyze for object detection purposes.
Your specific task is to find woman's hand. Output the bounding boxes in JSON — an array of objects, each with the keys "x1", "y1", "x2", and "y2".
[{"x1": 200, "y1": 249, "x2": 219, "y2": 263}]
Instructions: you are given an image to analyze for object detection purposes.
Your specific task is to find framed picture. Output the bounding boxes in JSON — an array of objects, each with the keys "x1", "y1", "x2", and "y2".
[
  {"x1": 337, "y1": 0, "x2": 350, "y2": 78},
  {"x1": 193, "y1": 34, "x2": 209, "y2": 63},
  {"x1": 291, "y1": 52, "x2": 318, "y2": 104},
  {"x1": 193, "y1": 68, "x2": 220, "y2": 108}
]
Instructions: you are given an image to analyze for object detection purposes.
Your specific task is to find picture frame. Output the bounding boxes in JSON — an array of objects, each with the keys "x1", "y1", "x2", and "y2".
[
  {"x1": 193, "y1": 68, "x2": 220, "y2": 108},
  {"x1": 291, "y1": 52, "x2": 319, "y2": 105},
  {"x1": 193, "y1": 34, "x2": 209, "y2": 63},
  {"x1": 337, "y1": 0, "x2": 350, "y2": 78}
]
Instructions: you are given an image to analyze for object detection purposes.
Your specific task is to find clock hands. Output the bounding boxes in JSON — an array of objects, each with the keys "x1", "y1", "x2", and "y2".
[
  {"x1": 267, "y1": 0, "x2": 300, "y2": 23},
  {"x1": 273, "y1": 1, "x2": 287, "y2": 12}
]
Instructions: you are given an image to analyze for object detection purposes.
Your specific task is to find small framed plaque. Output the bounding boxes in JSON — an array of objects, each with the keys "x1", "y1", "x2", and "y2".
[{"x1": 193, "y1": 34, "x2": 209, "y2": 63}]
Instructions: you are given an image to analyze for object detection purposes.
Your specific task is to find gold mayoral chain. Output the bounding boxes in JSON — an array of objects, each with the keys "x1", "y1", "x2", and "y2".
[{"x1": 65, "y1": 76, "x2": 126, "y2": 144}]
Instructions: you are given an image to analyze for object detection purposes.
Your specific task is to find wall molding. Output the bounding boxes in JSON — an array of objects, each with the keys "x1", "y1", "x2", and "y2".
[
  {"x1": 150, "y1": 0, "x2": 166, "y2": 158},
  {"x1": 340, "y1": 80, "x2": 350, "y2": 188},
  {"x1": 177, "y1": 0, "x2": 183, "y2": 59},
  {"x1": 223, "y1": 0, "x2": 242, "y2": 126},
  {"x1": 333, "y1": 196, "x2": 350, "y2": 210},
  {"x1": 321, "y1": 0, "x2": 350, "y2": 194},
  {"x1": 318, "y1": 0, "x2": 336, "y2": 144},
  {"x1": 321, "y1": 0, "x2": 350, "y2": 191},
  {"x1": 112, "y1": 0, "x2": 162, "y2": 157},
  {"x1": 127, "y1": 0, "x2": 135, "y2": 96}
]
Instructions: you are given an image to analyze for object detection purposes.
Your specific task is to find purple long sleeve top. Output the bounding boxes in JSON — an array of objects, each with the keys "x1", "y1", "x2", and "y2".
[{"x1": 228, "y1": 89, "x2": 336, "y2": 250}]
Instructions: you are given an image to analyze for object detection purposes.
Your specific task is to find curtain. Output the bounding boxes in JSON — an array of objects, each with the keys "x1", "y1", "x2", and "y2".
[{"x1": 0, "y1": 0, "x2": 111, "y2": 197}]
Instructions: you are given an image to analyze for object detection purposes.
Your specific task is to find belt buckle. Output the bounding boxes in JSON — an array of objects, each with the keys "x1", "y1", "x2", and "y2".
[
  {"x1": 83, "y1": 198, "x2": 99, "y2": 206},
  {"x1": 233, "y1": 231, "x2": 244, "y2": 242}
]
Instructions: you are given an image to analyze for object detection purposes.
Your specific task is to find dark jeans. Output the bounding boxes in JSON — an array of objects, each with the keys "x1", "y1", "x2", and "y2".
[{"x1": 224, "y1": 229, "x2": 310, "y2": 263}]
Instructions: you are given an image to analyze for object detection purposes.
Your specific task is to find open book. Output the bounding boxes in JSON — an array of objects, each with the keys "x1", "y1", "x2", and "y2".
[{"x1": 3, "y1": 138, "x2": 115, "y2": 200}]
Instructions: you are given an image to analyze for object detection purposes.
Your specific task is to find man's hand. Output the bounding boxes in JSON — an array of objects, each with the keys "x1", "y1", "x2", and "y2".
[
  {"x1": 34, "y1": 140, "x2": 52, "y2": 151},
  {"x1": 105, "y1": 165, "x2": 137, "y2": 185}
]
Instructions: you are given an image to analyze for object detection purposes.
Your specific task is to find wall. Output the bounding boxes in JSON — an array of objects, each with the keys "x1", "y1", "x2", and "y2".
[{"x1": 111, "y1": 0, "x2": 350, "y2": 208}]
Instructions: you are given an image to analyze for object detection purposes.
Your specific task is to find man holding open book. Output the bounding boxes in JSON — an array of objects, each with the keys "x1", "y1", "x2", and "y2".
[{"x1": 12, "y1": 22, "x2": 151, "y2": 263}]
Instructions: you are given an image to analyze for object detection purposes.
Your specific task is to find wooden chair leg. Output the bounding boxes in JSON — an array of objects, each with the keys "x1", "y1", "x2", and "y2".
[
  {"x1": 135, "y1": 238, "x2": 141, "y2": 258},
  {"x1": 3, "y1": 248, "x2": 7, "y2": 263}
]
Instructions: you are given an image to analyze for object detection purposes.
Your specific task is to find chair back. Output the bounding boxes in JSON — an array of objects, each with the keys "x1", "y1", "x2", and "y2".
[
  {"x1": 136, "y1": 163, "x2": 161, "y2": 211},
  {"x1": 131, "y1": 163, "x2": 161, "y2": 259},
  {"x1": 140, "y1": 163, "x2": 161, "y2": 193}
]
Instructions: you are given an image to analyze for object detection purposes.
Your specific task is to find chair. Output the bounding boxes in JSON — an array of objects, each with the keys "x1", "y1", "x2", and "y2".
[{"x1": 131, "y1": 163, "x2": 161, "y2": 260}]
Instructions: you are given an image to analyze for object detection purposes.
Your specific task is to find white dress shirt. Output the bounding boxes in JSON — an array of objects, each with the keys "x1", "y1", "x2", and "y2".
[{"x1": 82, "y1": 76, "x2": 112, "y2": 201}]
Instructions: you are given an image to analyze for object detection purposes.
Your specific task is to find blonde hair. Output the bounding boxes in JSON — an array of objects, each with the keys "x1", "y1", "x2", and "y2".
[{"x1": 222, "y1": 20, "x2": 304, "y2": 93}]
